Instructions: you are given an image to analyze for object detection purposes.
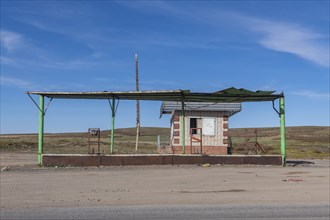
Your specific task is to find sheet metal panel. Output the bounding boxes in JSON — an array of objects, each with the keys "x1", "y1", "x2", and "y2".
[
  {"x1": 202, "y1": 118, "x2": 215, "y2": 135},
  {"x1": 26, "y1": 87, "x2": 281, "y2": 102},
  {"x1": 27, "y1": 90, "x2": 187, "y2": 100},
  {"x1": 160, "y1": 101, "x2": 242, "y2": 117}
]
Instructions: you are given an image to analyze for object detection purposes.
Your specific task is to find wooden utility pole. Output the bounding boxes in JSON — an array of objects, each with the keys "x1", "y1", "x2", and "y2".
[{"x1": 135, "y1": 53, "x2": 140, "y2": 152}]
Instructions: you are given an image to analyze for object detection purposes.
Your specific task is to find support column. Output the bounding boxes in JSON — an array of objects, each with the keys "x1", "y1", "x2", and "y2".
[
  {"x1": 38, "y1": 95, "x2": 44, "y2": 165},
  {"x1": 280, "y1": 95, "x2": 286, "y2": 166},
  {"x1": 110, "y1": 98, "x2": 115, "y2": 154},
  {"x1": 181, "y1": 101, "x2": 185, "y2": 154}
]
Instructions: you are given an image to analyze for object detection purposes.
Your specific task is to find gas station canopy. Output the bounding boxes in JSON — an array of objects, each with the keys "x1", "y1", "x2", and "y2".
[
  {"x1": 26, "y1": 87, "x2": 282, "y2": 102},
  {"x1": 26, "y1": 87, "x2": 286, "y2": 166}
]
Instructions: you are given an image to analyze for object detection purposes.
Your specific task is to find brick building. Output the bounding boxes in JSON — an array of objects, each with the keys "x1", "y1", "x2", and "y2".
[{"x1": 160, "y1": 102, "x2": 241, "y2": 155}]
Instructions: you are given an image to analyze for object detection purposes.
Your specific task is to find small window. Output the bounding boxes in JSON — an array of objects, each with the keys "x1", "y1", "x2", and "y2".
[{"x1": 190, "y1": 118, "x2": 197, "y2": 134}]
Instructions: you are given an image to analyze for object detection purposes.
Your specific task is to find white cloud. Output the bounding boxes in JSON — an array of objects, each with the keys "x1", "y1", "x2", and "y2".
[
  {"x1": 0, "y1": 75, "x2": 100, "y2": 91},
  {"x1": 291, "y1": 90, "x2": 330, "y2": 101},
  {"x1": 5, "y1": 3, "x2": 329, "y2": 69},
  {"x1": 117, "y1": 2, "x2": 330, "y2": 67},
  {"x1": 0, "y1": 76, "x2": 36, "y2": 90},
  {"x1": 242, "y1": 18, "x2": 329, "y2": 67},
  {"x1": 0, "y1": 30, "x2": 24, "y2": 51},
  {"x1": 24, "y1": 59, "x2": 103, "y2": 70},
  {"x1": 0, "y1": 56, "x2": 16, "y2": 65}
]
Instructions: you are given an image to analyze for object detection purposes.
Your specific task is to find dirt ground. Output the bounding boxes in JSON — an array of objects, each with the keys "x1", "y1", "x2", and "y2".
[{"x1": 0, "y1": 153, "x2": 329, "y2": 210}]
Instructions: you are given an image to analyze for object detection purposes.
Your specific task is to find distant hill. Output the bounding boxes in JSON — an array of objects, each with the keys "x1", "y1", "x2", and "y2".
[
  {"x1": 1, "y1": 126, "x2": 328, "y2": 159},
  {"x1": 102, "y1": 127, "x2": 169, "y2": 137}
]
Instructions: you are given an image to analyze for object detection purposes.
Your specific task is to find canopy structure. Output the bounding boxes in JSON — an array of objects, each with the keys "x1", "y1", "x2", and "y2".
[
  {"x1": 160, "y1": 102, "x2": 242, "y2": 118},
  {"x1": 26, "y1": 87, "x2": 286, "y2": 166},
  {"x1": 26, "y1": 87, "x2": 281, "y2": 102}
]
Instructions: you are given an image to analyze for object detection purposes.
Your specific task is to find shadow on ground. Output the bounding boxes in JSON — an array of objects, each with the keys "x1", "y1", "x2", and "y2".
[{"x1": 286, "y1": 160, "x2": 315, "y2": 166}]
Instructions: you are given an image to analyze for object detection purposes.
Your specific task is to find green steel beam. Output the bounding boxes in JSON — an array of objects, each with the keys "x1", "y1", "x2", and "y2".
[
  {"x1": 110, "y1": 98, "x2": 115, "y2": 154},
  {"x1": 181, "y1": 101, "x2": 185, "y2": 154},
  {"x1": 280, "y1": 95, "x2": 286, "y2": 166},
  {"x1": 38, "y1": 95, "x2": 44, "y2": 165}
]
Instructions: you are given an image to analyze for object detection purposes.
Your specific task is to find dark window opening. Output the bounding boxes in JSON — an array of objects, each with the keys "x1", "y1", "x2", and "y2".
[{"x1": 190, "y1": 118, "x2": 197, "y2": 134}]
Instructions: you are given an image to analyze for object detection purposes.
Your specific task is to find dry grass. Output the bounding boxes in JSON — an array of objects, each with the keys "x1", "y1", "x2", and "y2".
[
  {"x1": 1, "y1": 126, "x2": 329, "y2": 159},
  {"x1": 229, "y1": 126, "x2": 329, "y2": 159}
]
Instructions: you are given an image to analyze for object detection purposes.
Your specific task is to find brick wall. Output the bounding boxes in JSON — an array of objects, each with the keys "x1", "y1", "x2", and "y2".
[
  {"x1": 169, "y1": 110, "x2": 230, "y2": 155},
  {"x1": 171, "y1": 145, "x2": 228, "y2": 155}
]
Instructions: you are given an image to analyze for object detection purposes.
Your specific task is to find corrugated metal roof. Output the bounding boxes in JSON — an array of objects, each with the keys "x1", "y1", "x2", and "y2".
[
  {"x1": 26, "y1": 87, "x2": 282, "y2": 102},
  {"x1": 214, "y1": 87, "x2": 276, "y2": 95},
  {"x1": 26, "y1": 90, "x2": 189, "y2": 101},
  {"x1": 160, "y1": 101, "x2": 242, "y2": 118}
]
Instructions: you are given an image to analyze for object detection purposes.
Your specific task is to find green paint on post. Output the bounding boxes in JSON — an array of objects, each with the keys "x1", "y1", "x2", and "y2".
[
  {"x1": 280, "y1": 95, "x2": 286, "y2": 166},
  {"x1": 181, "y1": 101, "x2": 185, "y2": 154},
  {"x1": 38, "y1": 95, "x2": 44, "y2": 165},
  {"x1": 110, "y1": 98, "x2": 115, "y2": 154}
]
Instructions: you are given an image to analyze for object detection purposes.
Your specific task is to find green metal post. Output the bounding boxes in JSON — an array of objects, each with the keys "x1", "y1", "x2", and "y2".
[
  {"x1": 280, "y1": 95, "x2": 286, "y2": 166},
  {"x1": 181, "y1": 101, "x2": 185, "y2": 154},
  {"x1": 38, "y1": 95, "x2": 44, "y2": 165},
  {"x1": 110, "y1": 98, "x2": 115, "y2": 154}
]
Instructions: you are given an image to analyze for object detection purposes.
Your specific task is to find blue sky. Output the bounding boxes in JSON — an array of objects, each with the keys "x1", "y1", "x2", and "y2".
[{"x1": 1, "y1": 0, "x2": 329, "y2": 134}]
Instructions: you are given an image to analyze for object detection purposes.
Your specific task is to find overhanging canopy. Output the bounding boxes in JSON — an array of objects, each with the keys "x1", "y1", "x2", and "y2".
[
  {"x1": 26, "y1": 87, "x2": 282, "y2": 102},
  {"x1": 27, "y1": 86, "x2": 286, "y2": 166}
]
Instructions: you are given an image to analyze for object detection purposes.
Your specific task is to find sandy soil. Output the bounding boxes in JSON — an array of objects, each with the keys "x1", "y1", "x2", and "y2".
[
  {"x1": 0, "y1": 153, "x2": 329, "y2": 210},
  {"x1": 0, "y1": 152, "x2": 36, "y2": 167}
]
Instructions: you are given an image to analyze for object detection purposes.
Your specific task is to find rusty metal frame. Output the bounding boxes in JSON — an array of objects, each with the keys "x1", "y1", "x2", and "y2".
[
  {"x1": 88, "y1": 128, "x2": 101, "y2": 154},
  {"x1": 190, "y1": 128, "x2": 203, "y2": 154},
  {"x1": 243, "y1": 129, "x2": 266, "y2": 155}
]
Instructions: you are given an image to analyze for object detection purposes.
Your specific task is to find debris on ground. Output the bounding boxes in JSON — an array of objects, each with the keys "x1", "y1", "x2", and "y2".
[
  {"x1": 202, "y1": 163, "x2": 210, "y2": 167},
  {"x1": 282, "y1": 178, "x2": 304, "y2": 182},
  {"x1": 1, "y1": 166, "x2": 11, "y2": 172}
]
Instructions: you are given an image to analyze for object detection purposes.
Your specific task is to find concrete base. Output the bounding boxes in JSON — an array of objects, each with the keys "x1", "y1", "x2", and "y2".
[{"x1": 42, "y1": 154, "x2": 283, "y2": 166}]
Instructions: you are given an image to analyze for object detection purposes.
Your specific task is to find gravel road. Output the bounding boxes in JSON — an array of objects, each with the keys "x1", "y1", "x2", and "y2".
[{"x1": 1, "y1": 153, "x2": 329, "y2": 219}]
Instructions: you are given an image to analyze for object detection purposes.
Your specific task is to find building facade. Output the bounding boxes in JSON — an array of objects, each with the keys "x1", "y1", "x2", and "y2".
[{"x1": 160, "y1": 102, "x2": 241, "y2": 155}]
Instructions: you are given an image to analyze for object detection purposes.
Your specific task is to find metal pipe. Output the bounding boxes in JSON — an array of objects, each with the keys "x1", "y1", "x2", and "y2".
[
  {"x1": 38, "y1": 95, "x2": 44, "y2": 165},
  {"x1": 135, "y1": 53, "x2": 140, "y2": 152},
  {"x1": 190, "y1": 128, "x2": 193, "y2": 154},
  {"x1": 181, "y1": 101, "x2": 185, "y2": 154},
  {"x1": 200, "y1": 128, "x2": 203, "y2": 155},
  {"x1": 110, "y1": 98, "x2": 115, "y2": 154},
  {"x1": 88, "y1": 128, "x2": 91, "y2": 154},
  {"x1": 280, "y1": 95, "x2": 286, "y2": 166},
  {"x1": 97, "y1": 128, "x2": 100, "y2": 154}
]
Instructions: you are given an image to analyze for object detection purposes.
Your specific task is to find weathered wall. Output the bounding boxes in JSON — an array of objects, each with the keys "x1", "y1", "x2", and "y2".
[
  {"x1": 171, "y1": 146, "x2": 228, "y2": 155},
  {"x1": 170, "y1": 110, "x2": 229, "y2": 155},
  {"x1": 42, "y1": 154, "x2": 283, "y2": 166}
]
